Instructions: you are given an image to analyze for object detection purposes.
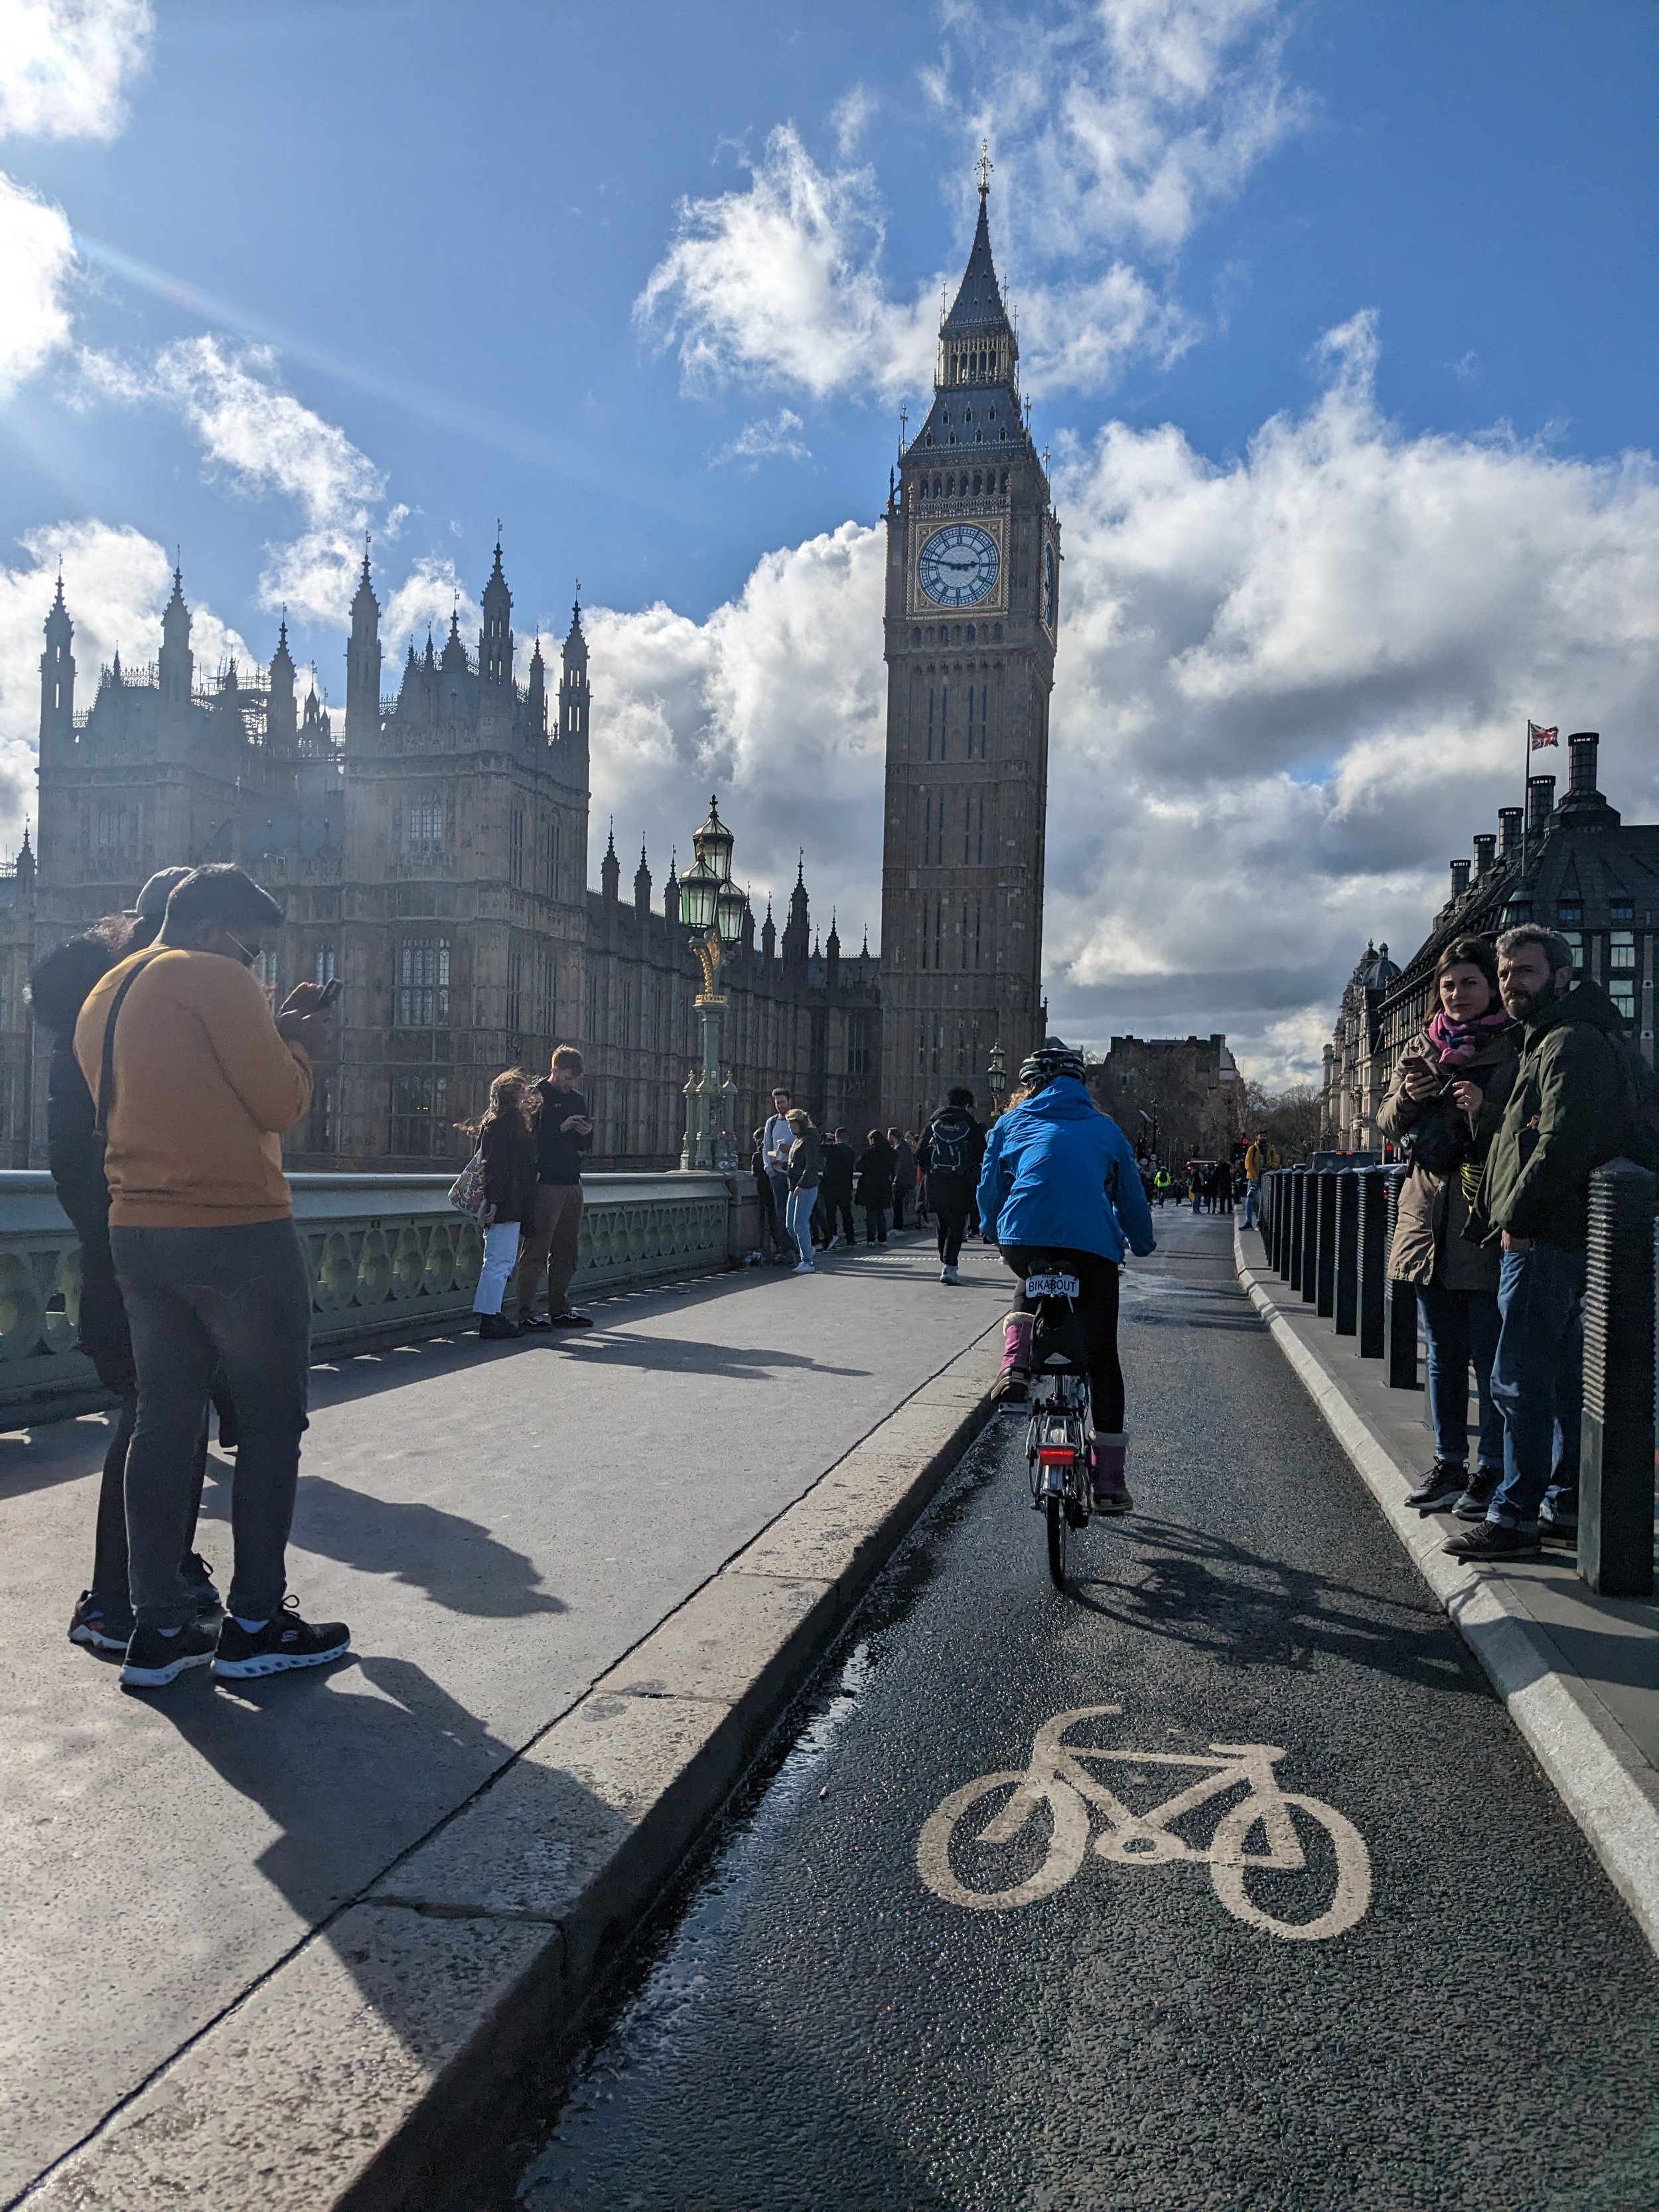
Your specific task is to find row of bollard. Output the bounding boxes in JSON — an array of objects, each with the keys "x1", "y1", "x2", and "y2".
[{"x1": 1254, "y1": 1155, "x2": 1654, "y2": 1598}]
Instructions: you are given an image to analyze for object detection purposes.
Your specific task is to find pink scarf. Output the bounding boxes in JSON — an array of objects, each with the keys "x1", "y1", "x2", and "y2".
[{"x1": 1426, "y1": 1006, "x2": 1514, "y2": 1068}]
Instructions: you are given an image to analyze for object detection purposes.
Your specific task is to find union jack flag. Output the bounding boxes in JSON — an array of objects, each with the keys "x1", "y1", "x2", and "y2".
[{"x1": 1528, "y1": 721, "x2": 1559, "y2": 749}]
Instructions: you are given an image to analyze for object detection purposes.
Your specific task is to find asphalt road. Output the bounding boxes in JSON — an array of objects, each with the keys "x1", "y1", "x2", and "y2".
[{"x1": 504, "y1": 1211, "x2": 1659, "y2": 2212}]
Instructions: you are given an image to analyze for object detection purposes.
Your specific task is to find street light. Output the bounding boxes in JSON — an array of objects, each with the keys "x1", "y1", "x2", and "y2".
[
  {"x1": 679, "y1": 796, "x2": 747, "y2": 1173},
  {"x1": 987, "y1": 1038, "x2": 1006, "y2": 1114}
]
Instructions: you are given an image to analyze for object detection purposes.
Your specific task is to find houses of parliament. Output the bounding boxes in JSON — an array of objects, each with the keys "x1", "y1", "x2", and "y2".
[{"x1": 0, "y1": 181, "x2": 1059, "y2": 1171}]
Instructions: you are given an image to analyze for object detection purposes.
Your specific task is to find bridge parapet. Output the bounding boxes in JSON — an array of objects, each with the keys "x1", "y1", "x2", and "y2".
[{"x1": 0, "y1": 1169, "x2": 741, "y2": 1414}]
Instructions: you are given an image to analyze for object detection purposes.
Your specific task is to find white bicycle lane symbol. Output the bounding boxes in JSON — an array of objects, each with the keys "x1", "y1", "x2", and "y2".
[{"x1": 917, "y1": 1705, "x2": 1372, "y2": 1941}]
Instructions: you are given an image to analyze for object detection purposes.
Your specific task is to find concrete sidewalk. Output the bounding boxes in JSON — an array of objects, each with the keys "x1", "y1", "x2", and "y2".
[
  {"x1": 1235, "y1": 1216, "x2": 1659, "y2": 1954},
  {"x1": 0, "y1": 1232, "x2": 1009, "y2": 2208}
]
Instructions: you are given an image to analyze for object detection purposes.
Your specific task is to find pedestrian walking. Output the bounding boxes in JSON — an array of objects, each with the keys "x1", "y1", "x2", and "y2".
[
  {"x1": 463, "y1": 1070, "x2": 540, "y2": 1339},
  {"x1": 854, "y1": 1130, "x2": 896, "y2": 1243},
  {"x1": 918, "y1": 1088, "x2": 986, "y2": 1283},
  {"x1": 34, "y1": 918, "x2": 220, "y2": 1655},
  {"x1": 1443, "y1": 926, "x2": 1632, "y2": 1561},
  {"x1": 1379, "y1": 937, "x2": 1520, "y2": 1519},
  {"x1": 1153, "y1": 1166, "x2": 1173, "y2": 1207},
  {"x1": 889, "y1": 1127, "x2": 917, "y2": 1230},
  {"x1": 73, "y1": 864, "x2": 346, "y2": 1690},
  {"x1": 784, "y1": 1109, "x2": 823, "y2": 1274},
  {"x1": 516, "y1": 1046, "x2": 595, "y2": 1329},
  {"x1": 820, "y1": 1127, "x2": 857, "y2": 1248},
  {"x1": 906, "y1": 1132, "x2": 930, "y2": 1228},
  {"x1": 1213, "y1": 1159, "x2": 1234, "y2": 1214}
]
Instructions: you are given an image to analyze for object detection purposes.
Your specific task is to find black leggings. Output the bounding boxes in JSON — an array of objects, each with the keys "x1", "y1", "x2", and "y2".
[
  {"x1": 930, "y1": 1174, "x2": 974, "y2": 1266},
  {"x1": 1001, "y1": 1244, "x2": 1125, "y2": 1434}
]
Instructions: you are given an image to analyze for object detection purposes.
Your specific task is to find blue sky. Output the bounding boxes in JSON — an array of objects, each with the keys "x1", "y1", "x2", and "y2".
[{"x1": 1, "y1": 0, "x2": 1656, "y2": 1076}]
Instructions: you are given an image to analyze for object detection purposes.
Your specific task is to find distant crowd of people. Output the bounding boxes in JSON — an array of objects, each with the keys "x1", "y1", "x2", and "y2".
[{"x1": 748, "y1": 1085, "x2": 989, "y2": 1282}]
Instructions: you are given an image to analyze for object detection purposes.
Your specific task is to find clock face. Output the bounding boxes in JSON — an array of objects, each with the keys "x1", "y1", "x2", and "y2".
[{"x1": 917, "y1": 523, "x2": 999, "y2": 609}]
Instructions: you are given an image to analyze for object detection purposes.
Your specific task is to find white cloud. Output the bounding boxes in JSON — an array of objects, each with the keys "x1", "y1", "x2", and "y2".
[
  {"x1": 0, "y1": 169, "x2": 74, "y2": 393},
  {"x1": 636, "y1": 123, "x2": 939, "y2": 404},
  {"x1": 382, "y1": 558, "x2": 480, "y2": 666},
  {"x1": 636, "y1": 1, "x2": 1305, "y2": 404},
  {"x1": 0, "y1": 0, "x2": 152, "y2": 142},
  {"x1": 82, "y1": 336, "x2": 397, "y2": 625},
  {"x1": 0, "y1": 520, "x2": 250, "y2": 844},
  {"x1": 712, "y1": 407, "x2": 811, "y2": 469}
]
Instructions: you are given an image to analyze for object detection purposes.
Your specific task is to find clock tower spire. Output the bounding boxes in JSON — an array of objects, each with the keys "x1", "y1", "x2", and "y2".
[{"x1": 878, "y1": 162, "x2": 1058, "y2": 1126}]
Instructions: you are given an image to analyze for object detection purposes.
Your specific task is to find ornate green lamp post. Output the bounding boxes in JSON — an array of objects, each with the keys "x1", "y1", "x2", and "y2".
[
  {"x1": 987, "y1": 1037, "x2": 1007, "y2": 1116},
  {"x1": 678, "y1": 797, "x2": 748, "y2": 1171}
]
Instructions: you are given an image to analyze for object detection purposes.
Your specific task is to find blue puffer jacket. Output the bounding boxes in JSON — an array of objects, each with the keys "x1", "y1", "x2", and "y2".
[{"x1": 975, "y1": 1077, "x2": 1157, "y2": 1263}]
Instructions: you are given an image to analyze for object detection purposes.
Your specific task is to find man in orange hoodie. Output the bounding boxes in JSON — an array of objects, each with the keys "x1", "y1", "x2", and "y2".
[{"x1": 76, "y1": 865, "x2": 348, "y2": 1690}]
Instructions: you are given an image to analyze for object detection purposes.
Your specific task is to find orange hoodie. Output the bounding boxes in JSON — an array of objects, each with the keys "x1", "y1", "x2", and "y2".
[{"x1": 74, "y1": 947, "x2": 314, "y2": 1228}]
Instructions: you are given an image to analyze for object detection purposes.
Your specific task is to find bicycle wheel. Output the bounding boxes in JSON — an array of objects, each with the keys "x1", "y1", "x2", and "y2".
[
  {"x1": 1208, "y1": 1792, "x2": 1372, "y2": 1940},
  {"x1": 1046, "y1": 1492, "x2": 1068, "y2": 1587},
  {"x1": 917, "y1": 1772, "x2": 1089, "y2": 1910}
]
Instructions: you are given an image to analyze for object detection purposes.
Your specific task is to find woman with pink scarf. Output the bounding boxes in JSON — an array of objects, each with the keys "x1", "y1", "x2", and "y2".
[{"x1": 1378, "y1": 934, "x2": 1520, "y2": 1519}]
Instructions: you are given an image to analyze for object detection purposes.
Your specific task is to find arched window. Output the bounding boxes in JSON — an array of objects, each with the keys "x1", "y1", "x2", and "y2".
[
  {"x1": 408, "y1": 791, "x2": 443, "y2": 855},
  {"x1": 972, "y1": 471, "x2": 982, "y2": 494},
  {"x1": 398, "y1": 938, "x2": 451, "y2": 1026}
]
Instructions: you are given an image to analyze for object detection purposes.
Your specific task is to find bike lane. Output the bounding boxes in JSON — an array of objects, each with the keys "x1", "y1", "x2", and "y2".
[{"x1": 510, "y1": 1213, "x2": 1659, "y2": 2212}]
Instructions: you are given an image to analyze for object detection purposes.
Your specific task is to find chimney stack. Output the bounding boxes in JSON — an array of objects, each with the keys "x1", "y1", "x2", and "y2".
[
  {"x1": 1473, "y1": 832, "x2": 1496, "y2": 878},
  {"x1": 1449, "y1": 857, "x2": 1472, "y2": 901},
  {"x1": 1567, "y1": 729, "x2": 1600, "y2": 794},
  {"x1": 1527, "y1": 773, "x2": 1556, "y2": 831},
  {"x1": 1498, "y1": 806, "x2": 1524, "y2": 856}
]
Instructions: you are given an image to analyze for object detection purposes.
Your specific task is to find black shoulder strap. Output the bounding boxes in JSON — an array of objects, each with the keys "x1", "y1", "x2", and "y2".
[{"x1": 95, "y1": 952, "x2": 163, "y2": 1136}]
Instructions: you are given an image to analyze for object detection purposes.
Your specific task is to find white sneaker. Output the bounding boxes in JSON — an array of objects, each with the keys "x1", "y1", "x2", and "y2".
[
  {"x1": 826, "y1": 1235, "x2": 842, "y2": 1250},
  {"x1": 793, "y1": 1260, "x2": 816, "y2": 1274},
  {"x1": 941, "y1": 1264, "x2": 960, "y2": 1284}
]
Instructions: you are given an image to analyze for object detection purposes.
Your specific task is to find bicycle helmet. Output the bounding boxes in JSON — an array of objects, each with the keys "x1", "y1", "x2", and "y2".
[{"x1": 1016, "y1": 1037, "x2": 1086, "y2": 1090}]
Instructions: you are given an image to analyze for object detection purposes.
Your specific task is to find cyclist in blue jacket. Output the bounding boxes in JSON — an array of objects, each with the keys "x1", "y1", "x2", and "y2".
[{"x1": 977, "y1": 1041, "x2": 1157, "y2": 1512}]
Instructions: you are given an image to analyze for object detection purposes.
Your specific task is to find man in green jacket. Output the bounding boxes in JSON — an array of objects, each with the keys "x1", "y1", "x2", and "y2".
[{"x1": 1444, "y1": 925, "x2": 1631, "y2": 1562}]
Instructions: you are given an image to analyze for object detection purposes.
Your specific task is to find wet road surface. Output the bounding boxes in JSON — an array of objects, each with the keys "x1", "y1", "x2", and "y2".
[{"x1": 502, "y1": 1212, "x2": 1659, "y2": 2211}]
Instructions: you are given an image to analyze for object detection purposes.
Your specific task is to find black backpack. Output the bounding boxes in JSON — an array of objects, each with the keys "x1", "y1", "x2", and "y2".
[{"x1": 928, "y1": 1114, "x2": 972, "y2": 1178}]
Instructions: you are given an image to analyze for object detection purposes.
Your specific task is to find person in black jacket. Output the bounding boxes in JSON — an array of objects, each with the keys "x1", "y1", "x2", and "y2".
[
  {"x1": 853, "y1": 1130, "x2": 896, "y2": 1244},
  {"x1": 465, "y1": 1070, "x2": 540, "y2": 1339},
  {"x1": 516, "y1": 1045, "x2": 595, "y2": 1328},
  {"x1": 31, "y1": 916, "x2": 221, "y2": 1655},
  {"x1": 818, "y1": 1128, "x2": 857, "y2": 1248},
  {"x1": 918, "y1": 1088, "x2": 987, "y2": 1283}
]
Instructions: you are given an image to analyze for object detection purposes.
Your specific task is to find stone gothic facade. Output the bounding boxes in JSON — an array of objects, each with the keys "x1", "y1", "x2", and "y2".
[{"x1": 5, "y1": 187, "x2": 1050, "y2": 1170}]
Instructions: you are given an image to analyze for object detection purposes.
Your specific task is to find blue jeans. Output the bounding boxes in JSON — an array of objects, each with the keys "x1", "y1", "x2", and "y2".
[
  {"x1": 785, "y1": 1185, "x2": 818, "y2": 1264},
  {"x1": 768, "y1": 1170, "x2": 795, "y2": 1257},
  {"x1": 112, "y1": 1219, "x2": 313, "y2": 1628},
  {"x1": 1416, "y1": 1284, "x2": 1504, "y2": 1470},
  {"x1": 1242, "y1": 1180, "x2": 1261, "y2": 1228},
  {"x1": 1487, "y1": 1241, "x2": 1585, "y2": 1530}
]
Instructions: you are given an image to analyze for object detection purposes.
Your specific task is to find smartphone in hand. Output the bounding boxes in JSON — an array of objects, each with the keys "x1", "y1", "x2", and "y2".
[{"x1": 317, "y1": 976, "x2": 342, "y2": 1009}]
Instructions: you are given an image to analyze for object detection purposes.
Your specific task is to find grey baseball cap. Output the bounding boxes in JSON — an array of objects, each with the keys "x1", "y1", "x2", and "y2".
[{"x1": 129, "y1": 865, "x2": 194, "y2": 919}]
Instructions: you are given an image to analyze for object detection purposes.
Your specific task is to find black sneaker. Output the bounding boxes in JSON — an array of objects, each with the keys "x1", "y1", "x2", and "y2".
[
  {"x1": 518, "y1": 1312, "x2": 553, "y2": 1331},
  {"x1": 212, "y1": 1597, "x2": 352, "y2": 1680},
  {"x1": 182, "y1": 1553, "x2": 223, "y2": 1623},
  {"x1": 68, "y1": 1589, "x2": 133, "y2": 1653},
  {"x1": 1406, "y1": 1461, "x2": 1467, "y2": 1512},
  {"x1": 119, "y1": 1619, "x2": 218, "y2": 1690},
  {"x1": 477, "y1": 1313, "x2": 521, "y2": 1340},
  {"x1": 548, "y1": 1309, "x2": 593, "y2": 1329},
  {"x1": 1442, "y1": 1520, "x2": 1541, "y2": 1562},
  {"x1": 1452, "y1": 1468, "x2": 1502, "y2": 1520},
  {"x1": 1538, "y1": 1505, "x2": 1579, "y2": 1543}
]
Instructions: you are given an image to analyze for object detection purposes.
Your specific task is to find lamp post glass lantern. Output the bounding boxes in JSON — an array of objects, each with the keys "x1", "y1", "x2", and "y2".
[
  {"x1": 988, "y1": 1039, "x2": 1006, "y2": 1112},
  {"x1": 679, "y1": 797, "x2": 747, "y2": 1173}
]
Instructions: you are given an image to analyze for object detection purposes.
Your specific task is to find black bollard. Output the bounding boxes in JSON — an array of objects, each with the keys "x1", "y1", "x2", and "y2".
[
  {"x1": 1579, "y1": 1159, "x2": 1656, "y2": 1597},
  {"x1": 1315, "y1": 1170, "x2": 1338, "y2": 1317},
  {"x1": 1334, "y1": 1170, "x2": 1359, "y2": 1335},
  {"x1": 1382, "y1": 1165, "x2": 1419, "y2": 1388},
  {"x1": 1357, "y1": 1168, "x2": 1387, "y2": 1358},
  {"x1": 1286, "y1": 1169, "x2": 1306, "y2": 1289},
  {"x1": 1299, "y1": 1165, "x2": 1320, "y2": 1304}
]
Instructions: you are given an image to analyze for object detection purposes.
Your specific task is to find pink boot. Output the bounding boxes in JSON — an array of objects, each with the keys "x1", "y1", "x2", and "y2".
[
  {"x1": 993, "y1": 1313, "x2": 1033, "y2": 1408},
  {"x1": 1090, "y1": 1432, "x2": 1131, "y2": 1512}
]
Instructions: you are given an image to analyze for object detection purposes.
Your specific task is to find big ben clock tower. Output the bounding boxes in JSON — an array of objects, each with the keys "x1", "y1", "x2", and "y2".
[{"x1": 879, "y1": 159, "x2": 1058, "y2": 1128}]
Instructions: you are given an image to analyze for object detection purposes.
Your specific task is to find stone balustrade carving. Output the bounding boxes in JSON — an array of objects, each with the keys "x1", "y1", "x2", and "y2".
[{"x1": 0, "y1": 1169, "x2": 736, "y2": 1414}]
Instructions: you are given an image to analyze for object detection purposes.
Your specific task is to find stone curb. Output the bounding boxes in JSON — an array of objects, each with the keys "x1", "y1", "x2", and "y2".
[
  {"x1": 13, "y1": 1319, "x2": 1005, "y2": 2212},
  {"x1": 1234, "y1": 1220, "x2": 1659, "y2": 1957}
]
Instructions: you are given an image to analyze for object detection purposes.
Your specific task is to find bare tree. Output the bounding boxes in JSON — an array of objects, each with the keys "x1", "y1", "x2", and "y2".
[{"x1": 1242, "y1": 1078, "x2": 1324, "y2": 1163}]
